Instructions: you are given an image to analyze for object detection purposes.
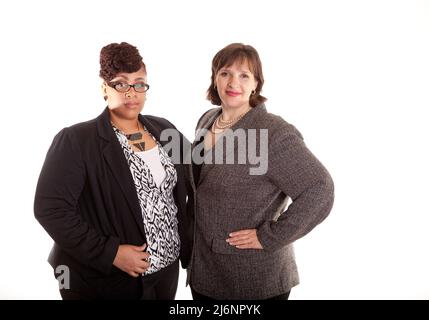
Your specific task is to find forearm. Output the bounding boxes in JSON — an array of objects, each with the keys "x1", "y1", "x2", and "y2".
[
  {"x1": 34, "y1": 199, "x2": 120, "y2": 274},
  {"x1": 259, "y1": 124, "x2": 335, "y2": 251},
  {"x1": 257, "y1": 176, "x2": 334, "y2": 251},
  {"x1": 34, "y1": 128, "x2": 120, "y2": 274}
]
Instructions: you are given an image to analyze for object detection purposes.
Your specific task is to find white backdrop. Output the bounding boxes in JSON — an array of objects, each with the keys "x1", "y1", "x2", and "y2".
[{"x1": 0, "y1": 0, "x2": 428, "y2": 299}]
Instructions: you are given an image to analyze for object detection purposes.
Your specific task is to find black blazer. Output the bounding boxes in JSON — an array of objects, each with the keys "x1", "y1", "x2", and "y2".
[{"x1": 34, "y1": 107, "x2": 192, "y2": 297}]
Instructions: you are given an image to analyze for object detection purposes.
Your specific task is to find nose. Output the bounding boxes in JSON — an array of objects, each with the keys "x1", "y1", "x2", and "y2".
[
  {"x1": 227, "y1": 75, "x2": 239, "y2": 88},
  {"x1": 125, "y1": 86, "x2": 137, "y2": 97}
]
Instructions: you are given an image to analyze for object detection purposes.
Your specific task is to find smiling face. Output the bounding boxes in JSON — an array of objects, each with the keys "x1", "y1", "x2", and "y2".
[
  {"x1": 102, "y1": 66, "x2": 148, "y2": 121},
  {"x1": 214, "y1": 60, "x2": 258, "y2": 111}
]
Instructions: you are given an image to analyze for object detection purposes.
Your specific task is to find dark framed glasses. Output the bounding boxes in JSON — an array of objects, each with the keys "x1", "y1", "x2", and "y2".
[{"x1": 107, "y1": 81, "x2": 150, "y2": 93}]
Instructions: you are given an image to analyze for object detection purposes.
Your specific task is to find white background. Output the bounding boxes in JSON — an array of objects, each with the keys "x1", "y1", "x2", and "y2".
[{"x1": 0, "y1": 0, "x2": 428, "y2": 299}]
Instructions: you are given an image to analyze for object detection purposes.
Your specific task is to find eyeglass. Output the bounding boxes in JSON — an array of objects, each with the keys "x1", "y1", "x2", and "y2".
[{"x1": 107, "y1": 81, "x2": 150, "y2": 93}]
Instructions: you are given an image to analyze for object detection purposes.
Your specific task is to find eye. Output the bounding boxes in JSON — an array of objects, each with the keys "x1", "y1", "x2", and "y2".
[
  {"x1": 115, "y1": 82, "x2": 129, "y2": 89},
  {"x1": 240, "y1": 73, "x2": 250, "y2": 79},
  {"x1": 134, "y1": 83, "x2": 146, "y2": 89},
  {"x1": 133, "y1": 82, "x2": 149, "y2": 92},
  {"x1": 219, "y1": 71, "x2": 228, "y2": 77}
]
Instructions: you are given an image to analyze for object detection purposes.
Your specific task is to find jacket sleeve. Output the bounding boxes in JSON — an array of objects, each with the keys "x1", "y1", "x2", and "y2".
[
  {"x1": 34, "y1": 128, "x2": 120, "y2": 275},
  {"x1": 257, "y1": 126, "x2": 335, "y2": 251}
]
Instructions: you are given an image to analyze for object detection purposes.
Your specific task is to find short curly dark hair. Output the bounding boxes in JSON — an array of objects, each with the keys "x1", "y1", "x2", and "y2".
[{"x1": 99, "y1": 42, "x2": 146, "y2": 81}]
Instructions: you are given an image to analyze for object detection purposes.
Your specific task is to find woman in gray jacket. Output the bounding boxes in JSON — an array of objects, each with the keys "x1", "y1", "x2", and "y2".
[{"x1": 187, "y1": 43, "x2": 335, "y2": 300}]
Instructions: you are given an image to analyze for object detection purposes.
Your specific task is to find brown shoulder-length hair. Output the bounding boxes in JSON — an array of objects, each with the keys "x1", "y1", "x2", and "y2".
[{"x1": 207, "y1": 43, "x2": 267, "y2": 107}]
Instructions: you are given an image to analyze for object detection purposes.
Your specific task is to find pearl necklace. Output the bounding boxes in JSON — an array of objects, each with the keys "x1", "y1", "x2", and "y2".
[{"x1": 210, "y1": 108, "x2": 250, "y2": 133}]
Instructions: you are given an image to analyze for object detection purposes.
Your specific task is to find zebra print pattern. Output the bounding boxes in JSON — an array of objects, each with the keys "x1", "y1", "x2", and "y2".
[{"x1": 112, "y1": 125, "x2": 180, "y2": 275}]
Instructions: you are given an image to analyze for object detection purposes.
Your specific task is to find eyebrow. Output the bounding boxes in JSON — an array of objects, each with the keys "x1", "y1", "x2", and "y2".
[
  {"x1": 219, "y1": 68, "x2": 251, "y2": 73},
  {"x1": 111, "y1": 76, "x2": 147, "y2": 82}
]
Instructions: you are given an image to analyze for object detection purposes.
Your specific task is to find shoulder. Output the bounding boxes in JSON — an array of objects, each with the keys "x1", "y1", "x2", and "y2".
[
  {"x1": 68, "y1": 117, "x2": 98, "y2": 134},
  {"x1": 50, "y1": 116, "x2": 97, "y2": 143},
  {"x1": 46, "y1": 118, "x2": 98, "y2": 159},
  {"x1": 254, "y1": 108, "x2": 303, "y2": 140},
  {"x1": 56, "y1": 117, "x2": 98, "y2": 145},
  {"x1": 142, "y1": 115, "x2": 189, "y2": 143},
  {"x1": 269, "y1": 113, "x2": 302, "y2": 138},
  {"x1": 254, "y1": 110, "x2": 312, "y2": 165},
  {"x1": 197, "y1": 107, "x2": 220, "y2": 122},
  {"x1": 143, "y1": 114, "x2": 177, "y2": 130},
  {"x1": 196, "y1": 107, "x2": 221, "y2": 131}
]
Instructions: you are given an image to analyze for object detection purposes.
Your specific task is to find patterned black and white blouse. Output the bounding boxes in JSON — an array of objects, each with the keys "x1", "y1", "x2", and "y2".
[{"x1": 112, "y1": 124, "x2": 180, "y2": 275}]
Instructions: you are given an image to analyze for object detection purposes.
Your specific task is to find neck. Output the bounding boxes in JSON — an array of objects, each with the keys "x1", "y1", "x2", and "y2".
[
  {"x1": 109, "y1": 112, "x2": 140, "y2": 133},
  {"x1": 221, "y1": 104, "x2": 251, "y2": 121}
]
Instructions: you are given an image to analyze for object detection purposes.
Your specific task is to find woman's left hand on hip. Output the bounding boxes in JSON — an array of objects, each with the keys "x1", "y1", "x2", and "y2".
[{"x1": 226, "y1": 229, "x2": 263, "y2": 249}]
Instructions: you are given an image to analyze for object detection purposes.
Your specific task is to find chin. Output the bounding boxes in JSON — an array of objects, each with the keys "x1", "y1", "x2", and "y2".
[
  {"x1": 111, "y1": 107, "x2": 142, "y2": 120},
  {"x1": 222, "y1": 100, "x2": 248, "y2": 109}
]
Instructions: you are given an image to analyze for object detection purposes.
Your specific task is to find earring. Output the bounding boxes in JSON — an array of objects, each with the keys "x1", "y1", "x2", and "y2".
[{"x1": 251, "y1": 90, "x2": 256, "y2": 95}]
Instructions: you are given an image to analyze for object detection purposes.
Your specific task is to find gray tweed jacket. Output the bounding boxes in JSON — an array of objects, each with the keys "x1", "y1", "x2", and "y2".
[{"x1": 186, "y1": 104, "x2": 334, "y2": 299}]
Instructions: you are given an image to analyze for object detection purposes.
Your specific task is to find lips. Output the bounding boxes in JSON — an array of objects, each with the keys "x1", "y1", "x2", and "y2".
[
  {"x1": 124, "y1": 102, "x2": 140, "y2": 108},
  {"x1": 226, "y1": 90, "x2": 241, "y2": 97}
]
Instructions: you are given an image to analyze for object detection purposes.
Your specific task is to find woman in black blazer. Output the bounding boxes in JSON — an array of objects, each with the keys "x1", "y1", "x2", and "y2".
[{"x1": 34, "y1": 42, "x2": 192, "y2": 300}]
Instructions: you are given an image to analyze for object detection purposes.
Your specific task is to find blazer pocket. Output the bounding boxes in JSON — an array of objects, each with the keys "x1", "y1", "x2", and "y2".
[{"x1": 211, "y1": 238, "x2": 261, "y2": 256}]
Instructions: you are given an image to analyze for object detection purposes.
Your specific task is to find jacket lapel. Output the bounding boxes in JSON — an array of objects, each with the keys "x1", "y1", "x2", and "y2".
[
  {"x1": 140, "y1": 115, "x2": 162, "y2": 145},
  {"x1": 140, "y1": 114, "x2": 187, "y2": 191},
  {"x1": 192, "y1": 108, "x2": 221, "y2": 186},
  {"x1": 96, "y1": 108, "x2": 146, "y2": 238}
]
